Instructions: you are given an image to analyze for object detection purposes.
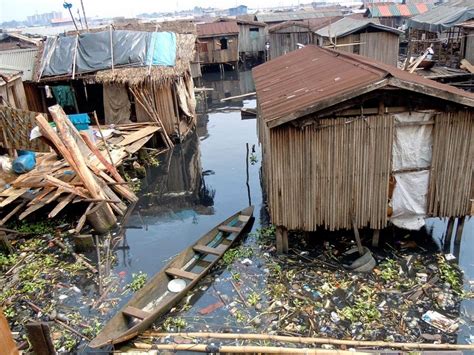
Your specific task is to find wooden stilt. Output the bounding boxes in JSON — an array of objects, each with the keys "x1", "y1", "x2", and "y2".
[
  {"x1": 26, "y1": 322, "x2": 54, "y2": 355},
  {"x1": 444, "y1": 217, "x2": 455, "y2": 253},
  {"x1": 73, "y1": 234, "x2": 95, "y2": 253},
  {"x1": 276, "y1": 226, "x2": 289, "y2": 254},
  {"x1": 372, "y1": 229, "x2": 380, "y2": 248},
  {"x1": 454, "y1": 216, "x2": 466, "y2": 245},
  {"x1": 0, "y1": 232, "x2": 13, "y2": 254}
]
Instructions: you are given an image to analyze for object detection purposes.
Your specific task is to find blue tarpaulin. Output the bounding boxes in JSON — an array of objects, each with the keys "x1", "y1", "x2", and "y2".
[{"x1": 146, "y1": 32, "x2": 176, "y2": 67}]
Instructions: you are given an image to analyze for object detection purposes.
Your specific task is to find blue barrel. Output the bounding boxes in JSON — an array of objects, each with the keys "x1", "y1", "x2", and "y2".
[{"x1": 13, "y1": 151, "x2": 36, "y2": 174}]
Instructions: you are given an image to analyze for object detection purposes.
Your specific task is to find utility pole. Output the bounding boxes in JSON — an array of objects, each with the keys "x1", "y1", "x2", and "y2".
[
  {"x1": 80, "y1": 0, "x2": 89, "y2": 31},
  {"x1": 63, "y1": 2, "x2": 79, "y2": 32}
]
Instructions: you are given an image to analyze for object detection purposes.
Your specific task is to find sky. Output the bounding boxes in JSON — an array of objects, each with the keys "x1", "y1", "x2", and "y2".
[{"x1": 0, "y1": 0, "x2": 313, "y2": 22}]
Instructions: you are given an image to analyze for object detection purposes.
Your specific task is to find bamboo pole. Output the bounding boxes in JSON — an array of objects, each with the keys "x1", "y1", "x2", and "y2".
[
  {"x1": 92, "y1": 111, "x2": 116, "y2": 167},
  {"x1": 141, "y1": 332, "x2": 474, "y2": 350},
  {"x1": 133, "y1": 343, "x2": 369, "y2": 354}
]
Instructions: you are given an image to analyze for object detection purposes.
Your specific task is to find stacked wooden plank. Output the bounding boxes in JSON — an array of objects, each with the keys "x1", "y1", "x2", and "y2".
[{"x1": 0, "y1": 105, "x2": 164, "y2": 234}]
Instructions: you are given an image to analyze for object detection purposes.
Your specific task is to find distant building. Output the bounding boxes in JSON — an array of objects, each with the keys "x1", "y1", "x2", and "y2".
[
  {"x1": 229, "y1": 5, "x2": 248, "y2": 16},
  {"x1": 27, "y1": 11, "x2": 62, "y2": 26},
  {"x1": 364, "y1": 3, "x2": 432, "y2": 28},
  {"x1": 196, "y1": 21, "x2": 240, "y2": 68}
]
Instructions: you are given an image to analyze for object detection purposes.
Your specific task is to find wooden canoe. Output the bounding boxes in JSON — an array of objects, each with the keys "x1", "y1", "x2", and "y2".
[{"x1": 89, "y1": 206, "x2": 254, "y2": 348}]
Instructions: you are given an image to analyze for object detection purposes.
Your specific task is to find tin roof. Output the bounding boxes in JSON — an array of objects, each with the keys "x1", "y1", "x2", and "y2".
[
  {"x1": 408, "y1": 3, "x2": 474, "y2": 32},
  {"x1": 197, "y1": 21, "x2": 239, "y2": 37},
  {"x1": 315, "y1": 17, "x2": 403, "y2": 38},
  {"x1": 268, "y1": 17, "x2": 344, "y2": 32},
  {"x1": 0, "y1": 48, "x2": 38, "y2": 81},
  {"x1": 252, "y1": 45, "x2": 474, "y2": 128},
  {"x1": 366, "y1": 3, "x2": 431, "y2": 18},
  {"x1": 256, "y1": 10, "x2": 344, "y2": 23}
]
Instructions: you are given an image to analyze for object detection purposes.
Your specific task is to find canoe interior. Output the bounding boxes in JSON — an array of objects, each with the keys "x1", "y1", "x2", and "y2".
[{"x1": 89, "y1": 206, "x2": 254, "y2": 348}]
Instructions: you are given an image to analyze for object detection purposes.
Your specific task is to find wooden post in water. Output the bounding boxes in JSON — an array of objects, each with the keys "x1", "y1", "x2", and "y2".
[
  {"x1": 372, "y1": 229, "x2": 380, "y2": 248},
  {"x1": 0, "y1": 309, "x2": 18, "y2": 355},
  {"x1": 25, "y1": 322, "x2": 54, "y2": 355},
  {"x1": 444, "y1": 217, "x2": 455, "y2": 253},
  {"x1": 276, "y1": 226, "x2": 289, "y2": 254},
  {"x1": 454, "y1": 216, "x2": 466, "y2": 245}
]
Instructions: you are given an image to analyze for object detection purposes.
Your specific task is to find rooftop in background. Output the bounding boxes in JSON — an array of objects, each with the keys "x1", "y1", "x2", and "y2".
[
  {"x1": 457, "y1": 19, "x2": 474, "y2": 27},
  {"x1": 408, "y1": 0, "x2": 474, "y2": 32},
  {"x1": 196, "y1": 21, "x2": 239, "y2": 37},
  {"x1": 255, "y1": 9, "x2": 345, "y2": 23},
  {"x1": 252, "y1": 45, "x2": 474, "y2": 128},
  {"x1": 315, "y1": 17, "x2": 403, "y2": 38},
  {"x1": 268, "y1": 16, "x2": 344, "y2": 32},
  {"x1": 365, "y1": 3, "x2": 432, "y2": 18}
]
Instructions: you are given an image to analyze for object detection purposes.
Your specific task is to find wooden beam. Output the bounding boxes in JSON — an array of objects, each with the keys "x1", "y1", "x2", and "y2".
[
  {"x1": 166, "y1": 268, "x2": 198, "y2": 280},
  {"x1": 25, "y1": 322, "x2": 54, "y2": 355},
  {"x1": 193, "y1": 244, "x2": 224, "y2": 256},
  {"x1": 123, "y1": 306, "x2": 150, "y2": 320},
  {"x1": 218, "y1": 225, "x2": 242, "y2": 234}
]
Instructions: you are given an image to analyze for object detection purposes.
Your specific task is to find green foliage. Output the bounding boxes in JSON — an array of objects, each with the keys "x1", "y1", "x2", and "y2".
[
  {"x1": 0, "y1": 253, "x2": 18, "y2": 269},
  {"x1": 378, "y1": 259, "x2": 399, "y2": 282},
  {"x1": 231, "y1": 272, "x2": 241, "y2": 282},
  {"x1": 3, "y1": 306, "x2": 15, "y2": 318},
  {"x1": 128, "y1": 271, "x2": 147, "y2": 292},
  {"x1": 222, "y1": 247, "x2": 253, "y2": 266},
  {"x1": 247, "y1": 291, "x2": 261, "y2": 306},
  {"x1": 255, "y1": 225, "x2": 276, "y2": 241},
  {"x1": 249, "y1": 153, "x2": 258, "y2": 165},
  {"x1": 163, "y1": 317, "x2": 187, "y2": 331},
  {"x1": 12, "y1": 220, "x2": 62, "y2": 235},
  {"x1": 438, "y1": 255, "x2": 463, "y2": 295}
]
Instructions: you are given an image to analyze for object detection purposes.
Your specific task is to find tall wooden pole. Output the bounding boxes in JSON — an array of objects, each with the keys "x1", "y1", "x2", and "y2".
[{"x1": 80, "y1": 0, "x2": 89, "y2": 31}]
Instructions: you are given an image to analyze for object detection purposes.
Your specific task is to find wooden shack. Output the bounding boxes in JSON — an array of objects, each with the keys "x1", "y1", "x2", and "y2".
[
  {"x1": 267, "y1": 17, "x2": 342, "y2": 59},
  {"x1": 196, "y1": 21, "x2": 239, "y2": 69},
  {"x1": 407, "y1": 2, "x2": 474, "y2": 67},
  {"x1": 315, "y1": 17, "x2": 402, "y2": 66},
  {"x1": 235, "y1": 20, "x2": 267, "y2": 63},
  {"x1": 459, "y1": 20, "x2": 474, "y2": 64},
  {"x1": 32, "y1": 29, "x2": 197, "y2": 144},
  {"x1": 253, "y1": 45, "x2": 474, "y2": 252}
]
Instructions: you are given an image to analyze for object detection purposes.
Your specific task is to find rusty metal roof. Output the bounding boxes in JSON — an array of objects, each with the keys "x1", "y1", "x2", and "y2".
[
  {"x1": 252, "y1": 45, "x2": 474, "y2": 128},
  {"x1": 197, "y1": 21, "x2": 239, "y2": 37},
  {"x1": 315, "y1": 17, "x2": 403, "y2": 38}
]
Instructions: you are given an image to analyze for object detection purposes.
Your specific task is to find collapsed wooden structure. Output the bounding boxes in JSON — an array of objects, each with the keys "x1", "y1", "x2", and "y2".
[
  {"x1": 0, "y1": 105, "x2": 166, "y2": 234},
  {"x1": 253, "y1": 45, "x2": 474, "y2": 252}
]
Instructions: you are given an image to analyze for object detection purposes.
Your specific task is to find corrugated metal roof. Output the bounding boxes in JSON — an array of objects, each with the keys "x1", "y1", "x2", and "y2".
[
  {"x1": 366, "y1": 3, "x2": 431, "y2": 18},
  {"x1": 197, "y1": 21, "x2": 239, "y2": 37},
  {"x1": 268, "y1": 17, "x2": 345, "y2": 32},
  {"x1": 408, "y1": 3, "x2": 474, "y2": 31},
  {"x1": 252, "y1": 45, "x2": 474, "y2": 127},
  {"x1": 0, "y1": 48, "x2": 38, "y2": 81},
  {"x1": 256, "y1": 10, "x2": 344, "y2": 23},
  {"x1": 315, "y1": 17, "x2": 403, "y2": 38}
]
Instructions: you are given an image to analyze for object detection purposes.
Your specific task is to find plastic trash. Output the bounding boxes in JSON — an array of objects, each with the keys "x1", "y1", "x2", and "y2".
[
  {"x1": 12, "y1": 151, "x2": 36, "y2": 174},
  {"x1": 0, "y1": 155, "x2": 13, "y2": 173}
]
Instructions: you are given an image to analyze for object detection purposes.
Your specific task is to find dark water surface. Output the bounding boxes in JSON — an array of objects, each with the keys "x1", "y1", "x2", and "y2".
[{"x1": 107, "y1": 69, "x2": 472, "y2": 347}]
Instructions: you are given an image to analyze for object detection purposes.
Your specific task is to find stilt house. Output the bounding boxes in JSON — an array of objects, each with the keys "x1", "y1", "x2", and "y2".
[
  {"x1": 364, "y1": 3, "x2": 432, "y2": 28},
  {"x1": 31, "y1": 29, "x2": 197, "y2": 142},
  {"x1": 253, "y1": 45, "x2": 474, "y2": 252},
  {"x1": 196, "y1": 21, "x2": 240, "y2": 68}
]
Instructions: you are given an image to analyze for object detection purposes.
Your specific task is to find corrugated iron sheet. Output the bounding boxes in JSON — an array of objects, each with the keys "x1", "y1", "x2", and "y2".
[
  {"x1": 256, "y1": 10, "x2": 344, "y2": 23},
  {"x1": 367, "y1": 3, "x2": 432, "y2": 18},
  {"x1": 252, "y1": 45, "x2": 474, "y2": 126},
  {"x1": 0, "y1": 48, "x2": 38, "y2": 81},
  {"x1": 197, "y1": 22, "x2": 239, "y2": 37}
]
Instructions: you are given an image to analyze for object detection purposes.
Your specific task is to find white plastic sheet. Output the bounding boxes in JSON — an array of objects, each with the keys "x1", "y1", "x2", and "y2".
[{"x1": 390, "y1": 111, "x2": 435, "y2": 230}]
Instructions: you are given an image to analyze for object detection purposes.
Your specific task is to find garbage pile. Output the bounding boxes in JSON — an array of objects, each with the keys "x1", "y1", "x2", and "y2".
[{"x1": 137, "y1": 225, "x2": 470, "y2": 349}]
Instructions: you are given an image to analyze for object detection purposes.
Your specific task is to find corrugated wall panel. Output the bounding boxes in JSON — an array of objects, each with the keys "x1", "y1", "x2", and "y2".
[{"x1": 0, "y1": 48, "x2": 38, "y2": 81}]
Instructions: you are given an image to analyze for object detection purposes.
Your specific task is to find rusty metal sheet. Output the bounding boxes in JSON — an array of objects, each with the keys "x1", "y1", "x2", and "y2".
[
  {"x1": 197, "y1": 22, "x2": 239, "y2": 37},
  {"x1": 252, "y1": 45, "x2": 474, "y2": 126}
]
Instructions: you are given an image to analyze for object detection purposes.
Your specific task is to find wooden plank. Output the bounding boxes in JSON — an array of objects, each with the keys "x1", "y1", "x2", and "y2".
[
  {"x1": 193, "y1": 244, "x2": 224, "y2": 256},
  {"x1": 218, "y1": 225, "x2": 242, "y2": 234},
  {"x1": 122, "y1": 306, "x2": 150, "y2": 320},
  {"x1": 0, "y1": 201, "x2": 26, "y2": 225},
  {"x1": 124, "y1": 135, "x2": 154, "y2": 154},
  {"x1": 44, "y1": 175, "x2": 88, "y2": 198},
  {"x1": 165, "y1": 268, "x2": 199, "y2": 280},
  {"x1": 118, "y1": 126, "x2": 161, "y2": 147},
  {"x1": 238, "y1": 215, "x2": 250, "y2": 222},
  {"x1": 25, "y1": 322, "x2": 54, "y2": 355},
  {"x1": 0, "y1": 188, "x2": 28, "y2": 208},
  {"x1": 48, "y1": 194, "x2": 75, "y2": 218}
]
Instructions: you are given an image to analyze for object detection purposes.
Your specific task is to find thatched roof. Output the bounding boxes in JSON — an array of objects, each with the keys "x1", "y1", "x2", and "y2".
[{"x1": 94, "y1": 33, "x2": 196, "y2": 86}]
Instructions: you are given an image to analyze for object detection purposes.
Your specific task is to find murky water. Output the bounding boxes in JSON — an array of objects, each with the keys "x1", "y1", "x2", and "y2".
[{"x1": 106, "y1": 69, "x2": 472, "y2": 347}]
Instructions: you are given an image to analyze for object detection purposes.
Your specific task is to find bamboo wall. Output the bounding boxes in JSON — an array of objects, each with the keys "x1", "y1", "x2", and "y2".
[
  {"x1": 262, "y1": 115, "x2": 394, "y2": 231},
  {"x1": 428, "y1": 111, "x2": 473, "y2": 217}
]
